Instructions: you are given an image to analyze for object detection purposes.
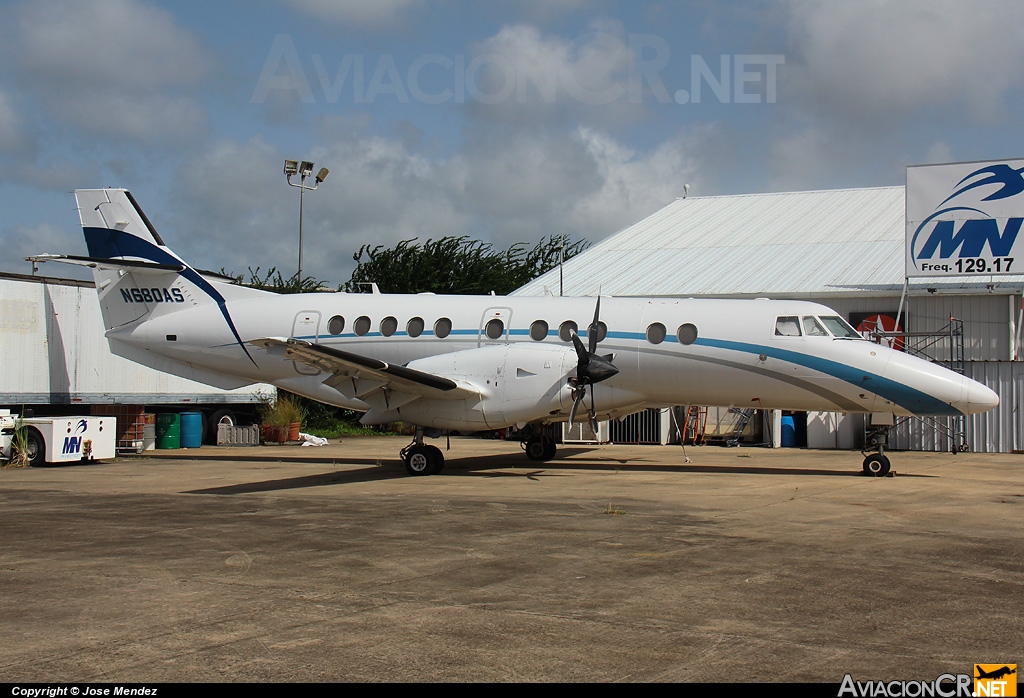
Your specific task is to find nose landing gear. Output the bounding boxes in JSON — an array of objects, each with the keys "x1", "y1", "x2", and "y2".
[
  {"x1": 521, "y1": 423, "x2": 558, "y2": 462},
  {"x1": 862, "y1": 424, "x2": 891, "y2": 477}
]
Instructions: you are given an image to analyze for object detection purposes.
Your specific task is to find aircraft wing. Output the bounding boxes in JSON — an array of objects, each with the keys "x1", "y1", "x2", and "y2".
[{"x1": 251, "y1": 338, "x2": 481, "y2": 405}]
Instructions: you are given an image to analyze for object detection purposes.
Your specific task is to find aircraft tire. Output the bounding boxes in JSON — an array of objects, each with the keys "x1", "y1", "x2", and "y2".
[
  {"x1": 862, "y1": 453, "x2": 891, "y2": 477},
  {"x1": 525, "y1": 438, "x2": 549, "y2": 461},
  {"x1": 425, "y1": 445, "x2": 444, "y2": 474},
  {"x1": 404, "y1": 445, "x2": 440, "y2": 476},
  {"x1": 542, "y1": 439, "x2": 557, "y2": 461},
  {"x1": 17, "y1": 428, "x2": 46, "y2": 467}
]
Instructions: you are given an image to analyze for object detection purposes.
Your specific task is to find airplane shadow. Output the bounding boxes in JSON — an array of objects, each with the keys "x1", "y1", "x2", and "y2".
[{"x1": 183, "y1": 446, "x2": 931, "y2": 495}]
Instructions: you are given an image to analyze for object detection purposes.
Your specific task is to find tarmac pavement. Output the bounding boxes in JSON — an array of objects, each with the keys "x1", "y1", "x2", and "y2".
[{"x1": 0, "y1": 436, "x2": 1021, "y2": 682}]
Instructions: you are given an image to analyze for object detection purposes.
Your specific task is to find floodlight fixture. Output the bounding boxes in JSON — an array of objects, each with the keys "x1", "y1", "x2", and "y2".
[{"x1": 283, "y1": 157, "x2": 329, "y2": 281}]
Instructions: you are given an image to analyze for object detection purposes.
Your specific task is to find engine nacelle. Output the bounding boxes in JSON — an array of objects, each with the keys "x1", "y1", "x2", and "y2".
[{"x1": 394, "y1": 343, "x2": 577, "y2": 430}]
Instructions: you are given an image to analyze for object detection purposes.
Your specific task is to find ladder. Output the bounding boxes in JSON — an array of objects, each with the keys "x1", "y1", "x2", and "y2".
[{"x1": 726, "y1": 408, "x2": 756, "y2": 447}]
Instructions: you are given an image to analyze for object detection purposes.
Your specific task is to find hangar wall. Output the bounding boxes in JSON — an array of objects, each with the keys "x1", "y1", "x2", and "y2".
[
  {"x1": 822, "y1": 293, "x2": 1018, "y2": 362},
  {"x1": 516, "y1": 186, "x2": 1024, "y2": 453}
]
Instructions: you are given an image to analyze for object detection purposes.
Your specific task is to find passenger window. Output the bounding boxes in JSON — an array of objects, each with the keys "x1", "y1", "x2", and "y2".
[
  {"x1": 327, "y1": 315, "x2": 345, "y2": 335},
  {"x1": 646, "y1": 322, "x2": 666, "y2": 344},
  {"x1": 380, "y1": 316, "x2": 398, "y2": 337},
  {"x1": 802, "y1": 316, "x2": 828, "y2": 337},
  {"x1": 591, "y1": 321, "x2": 607, "y2": 343},
  {"x1": 485, "y1": 318, "x2": 504, "y2": 340},
  {"x1": 354, "y1": 316, "x2": 371, "y2": 336},
  {"x1": 434, "y1": 317, "x2": 452, "y2": 339},
  {"x1": 559, "y1": 320, "x2": 578, "y2": 342},
  {"x1": 530, "y1": 320, "x2": 548, "y2": 341},
  {"x1": 407, "y1": 317, "x2": 424, "y2": 338},
  {"x1": 677, "y1": 323, "x2": 698, "y2": 345},
  {"x1": 775, "y1": 316, "x2": 801, "y2": 337}
]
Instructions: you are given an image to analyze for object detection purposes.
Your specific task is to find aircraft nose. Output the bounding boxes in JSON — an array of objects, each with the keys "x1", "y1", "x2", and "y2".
[{"x1": 962, "y1": 378, "x2": 999, "y2": 414}]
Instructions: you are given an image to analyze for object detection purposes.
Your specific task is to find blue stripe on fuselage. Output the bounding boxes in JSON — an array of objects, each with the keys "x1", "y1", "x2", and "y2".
[
  {"x1": 605, "y1": 329, "x2": 959, "y2": 414},
  {"x1": 692, "y1": 337, "x2": 962, "y2": 415}
]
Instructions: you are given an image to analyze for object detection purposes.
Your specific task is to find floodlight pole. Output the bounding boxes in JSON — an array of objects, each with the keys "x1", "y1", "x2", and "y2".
[
  {"x1": 284, "y1": 160, "x2": 330, "y2": 281},
  {"x1": 298, "y1": 183, "x2": 306, "y2": 279}
]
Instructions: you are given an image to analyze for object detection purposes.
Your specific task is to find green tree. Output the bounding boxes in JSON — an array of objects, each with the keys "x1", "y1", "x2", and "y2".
[
  {"x1": 222, "y1": 266, "x2": 328, "y2": 294},
  {"x1": 342, "y1": 235, "x2": 588, "y2": 295}
]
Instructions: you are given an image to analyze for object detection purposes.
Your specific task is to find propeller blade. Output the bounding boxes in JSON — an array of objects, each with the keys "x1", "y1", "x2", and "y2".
[
  {"x1": 570, "y1": 331, "x2": 590, "y2": 368},
  {"x1": 569, "y1": 386, "x2": 586, "y2": 424},
  {"x1": 588, "y1": 387, "x2": 598, "y2": 434},
  {"x1": 567, "y1": 297, "x2": 617, "y2": 434}
]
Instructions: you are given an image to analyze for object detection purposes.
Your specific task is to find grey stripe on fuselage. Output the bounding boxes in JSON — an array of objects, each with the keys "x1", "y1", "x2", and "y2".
[
  {"x1": 639, "y1": 346, "x2": 867, "y2": 412},
  {"x1": 282, "y1": 336, "x2": 869, "y2": 413}
]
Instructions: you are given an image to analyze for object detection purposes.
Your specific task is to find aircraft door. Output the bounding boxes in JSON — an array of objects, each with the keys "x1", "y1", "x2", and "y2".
[
  {"x1": 291, "y1": 311, "x2": 321, "y2": 375},
  {"x1": 479, "y1": 307, "x2": 512, "y2": 347}
]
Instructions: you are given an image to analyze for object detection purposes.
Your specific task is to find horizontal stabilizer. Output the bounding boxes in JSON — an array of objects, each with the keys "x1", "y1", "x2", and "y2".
[{"x1": 26, "y1": 253, "x2": 185, "y2": 272}]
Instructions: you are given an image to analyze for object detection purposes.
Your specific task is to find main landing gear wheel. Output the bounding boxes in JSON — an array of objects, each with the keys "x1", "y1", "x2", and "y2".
[
  {"x1": 862, "y1": 453, "x2": 891, "y2": 477},
  {"x1": 402, "y1": 444, "x2": 444, "y2": 476},
  {"x1": 525, "y1": 437, "x2": 556, "y2": 462}
]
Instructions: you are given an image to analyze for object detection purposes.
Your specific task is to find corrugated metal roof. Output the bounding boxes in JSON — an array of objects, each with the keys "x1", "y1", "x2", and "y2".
[{"x1": 513, "y1": 187, "x2": 1024, "y2": 297}]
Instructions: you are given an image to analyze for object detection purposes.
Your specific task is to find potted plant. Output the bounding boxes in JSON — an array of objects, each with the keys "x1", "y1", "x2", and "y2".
[{"x1": 259, "y1": 396, "x2": 302, "y2": 443}]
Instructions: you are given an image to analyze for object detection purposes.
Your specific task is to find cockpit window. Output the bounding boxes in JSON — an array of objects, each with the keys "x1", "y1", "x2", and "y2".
[
  {"x1": 775, "y1": 316, "x2": 801, "y2": 336},
  {"x1": 820, "y1": 315, "x2": 863, "y2": 339},
  {"x1": 802, "y1": 316, "x2": 828, "y2": 337}
]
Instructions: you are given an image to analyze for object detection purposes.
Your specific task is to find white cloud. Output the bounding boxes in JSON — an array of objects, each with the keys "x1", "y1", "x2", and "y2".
[
  {"x1": 501, "y1": 0, "x2": 595, "y2": 21},
  {"x1": 163, "y1": 134, "x2": 469, "y2": 284},
  {"x1": 568, "y1": 127, "x2": 698, "y2": 233},
  {"x1": 155, "y1": 122, "x2": 701, "y2": 286},
  {"x1": 466, "y1": 23, "x2": 639, "y2": 126},
  {"x1": 923, "y1": 141, "x2": 953, "y2": 165},
  {"x1": 0, "y1": 90, "x2": 26, "y2": 153},
  {"x1": 0, "y1": 222, "x2": 89, "y2": 276},
  {"x1": 10, "y1": 0, "x2": 210, "y2": 143},
  {"x1": 284, "y1": 0, "x2": 424, "y2": 28},
  {"x1": 767, "y1": 127, "x2": 836, "y2": 192},
  {"x1": 784, "y1": 0, "x2": 1024, "y2": 123}
]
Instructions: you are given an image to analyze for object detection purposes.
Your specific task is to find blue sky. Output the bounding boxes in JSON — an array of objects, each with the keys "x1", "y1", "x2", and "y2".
[{"x1": 1, "y1": 0, "x2": 1022, "y2": 286}]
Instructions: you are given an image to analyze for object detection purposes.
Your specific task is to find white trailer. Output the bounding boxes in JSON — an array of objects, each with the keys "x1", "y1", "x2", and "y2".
[
  {"x1": 0, "y1": 409, "x2": 116, "y2": 466},
  {"x1": 0, "y1": 272, "x2": 274, "y2": 448}
]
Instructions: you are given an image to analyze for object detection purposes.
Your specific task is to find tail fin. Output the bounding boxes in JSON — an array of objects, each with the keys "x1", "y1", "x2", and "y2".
[
  {"x1": 74, "y1": 189, "x2": 262, "y2": 366},
  {"x1": 77, "y1": 188, "x2": 173, "y2": 261}
]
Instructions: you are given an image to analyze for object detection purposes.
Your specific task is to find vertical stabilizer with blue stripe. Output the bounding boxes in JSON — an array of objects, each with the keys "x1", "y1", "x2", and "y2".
[{"x1": 74, "y1": 188, "x2": 259, "y2": 365}]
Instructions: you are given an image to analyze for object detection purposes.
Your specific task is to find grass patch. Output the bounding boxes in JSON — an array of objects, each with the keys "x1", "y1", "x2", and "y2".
[{"x1": 281, "y1": 391, "x2": 398, "y2": 439}]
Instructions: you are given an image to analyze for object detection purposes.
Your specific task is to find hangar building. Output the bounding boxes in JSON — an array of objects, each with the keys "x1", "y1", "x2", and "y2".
[{"x1": 513, "y1": 186, "x2": 1024, "y2": 453}]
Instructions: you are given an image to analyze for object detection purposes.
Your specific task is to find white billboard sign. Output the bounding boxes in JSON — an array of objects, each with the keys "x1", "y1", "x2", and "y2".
[{"x1": 906, "y1": 159, "x2": 1024, "y2": 277}]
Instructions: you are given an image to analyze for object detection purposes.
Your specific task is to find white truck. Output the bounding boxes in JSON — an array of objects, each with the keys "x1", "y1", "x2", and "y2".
[
  {"x1": 0, "y1": 409, "x2": 117, "y2": 466},
  {"x1": 1, "y1": 271, "x2": 274, "y2": 449}
]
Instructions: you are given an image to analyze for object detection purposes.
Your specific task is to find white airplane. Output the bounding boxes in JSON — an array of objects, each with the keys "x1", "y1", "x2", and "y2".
[{"x1": 34, "y1": 188, "x2": 1000, "y2": 477}]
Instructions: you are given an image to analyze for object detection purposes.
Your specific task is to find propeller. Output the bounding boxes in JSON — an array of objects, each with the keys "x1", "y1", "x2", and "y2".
[{"x1": 568, "y1": 297, "x2": 619, "y2": 432}]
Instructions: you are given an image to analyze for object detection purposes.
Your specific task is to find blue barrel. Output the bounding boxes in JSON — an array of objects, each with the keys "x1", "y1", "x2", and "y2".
[
  {"x1": 781, "y1": 415, "x2": 797, "y2": 447},
  {"x1": 180, "y1": 411, "x2": 203, "y2": 448}
]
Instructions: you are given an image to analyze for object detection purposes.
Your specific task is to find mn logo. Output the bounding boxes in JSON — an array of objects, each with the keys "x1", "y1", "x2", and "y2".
[{"x1": 974, "y1": 664, "x2": 1017, "y2": 697}]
